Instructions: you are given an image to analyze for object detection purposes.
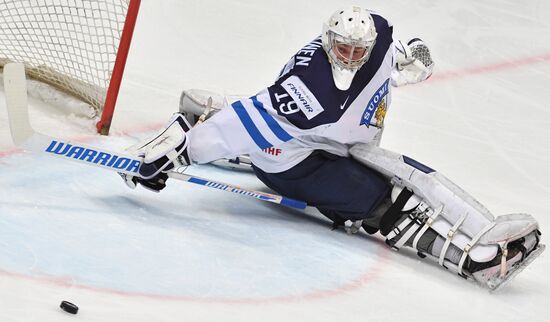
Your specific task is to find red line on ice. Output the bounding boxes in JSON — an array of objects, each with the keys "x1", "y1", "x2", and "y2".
[
  {"x1": 0, "y1": 243, "x2": 391, "y2": 304},
  {"x1": 0, "y1": 148, "x2": 19, "y2": 158},
  {"x1": 429, "y1": 52, "x2": 550, "y2": 82}
]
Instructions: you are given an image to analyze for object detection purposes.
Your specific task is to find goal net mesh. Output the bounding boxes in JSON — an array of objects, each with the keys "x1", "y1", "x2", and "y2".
[{"x1": 0, "y1": 0, "x2": 131, "y2": 117}]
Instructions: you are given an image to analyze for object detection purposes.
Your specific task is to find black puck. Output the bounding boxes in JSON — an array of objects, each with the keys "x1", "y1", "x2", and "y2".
[{"x1": 60, "y1": 300, "x2": 78, "y2": 314}]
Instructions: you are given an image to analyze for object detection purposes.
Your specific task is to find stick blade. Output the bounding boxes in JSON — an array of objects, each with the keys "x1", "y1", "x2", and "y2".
[{"x1": 4, "y1": 63, "x2": 34, "y2": 146}]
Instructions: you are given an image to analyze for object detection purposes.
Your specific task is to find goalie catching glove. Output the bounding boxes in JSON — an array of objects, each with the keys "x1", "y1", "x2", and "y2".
[
  {"x1": 120, "y1": 113, "x2": 192, "y2": 192},
  {"x1": 392, "y1": 38, "x2": 434, "y2": 87}
]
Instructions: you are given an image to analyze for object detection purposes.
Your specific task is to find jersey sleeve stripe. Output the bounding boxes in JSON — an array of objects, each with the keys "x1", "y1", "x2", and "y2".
[
  {"x1": 231, "y1": 101, "x2": 273, "y2": 149},
  {"x1": 251, "y1": 96, "x2": 294, "y2": 142}
]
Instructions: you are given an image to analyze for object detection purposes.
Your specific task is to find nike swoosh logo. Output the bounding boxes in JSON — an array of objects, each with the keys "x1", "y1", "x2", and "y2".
[{"x1": 340, "y1": 96, "x2": 350, "y2": 110}]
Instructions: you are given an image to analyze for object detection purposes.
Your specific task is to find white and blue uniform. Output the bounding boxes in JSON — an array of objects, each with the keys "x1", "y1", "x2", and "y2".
[
  {"x1": 188, "y1": 13, "x2": 400, "y2": 222},
  {"x1": 189, "y1": 13, "x2": 396, "y2": 172}
]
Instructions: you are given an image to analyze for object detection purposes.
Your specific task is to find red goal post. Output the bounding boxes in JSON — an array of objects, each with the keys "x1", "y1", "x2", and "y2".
[{"x1": 0, "y1": 0, "x2": 141, "y2": 135}]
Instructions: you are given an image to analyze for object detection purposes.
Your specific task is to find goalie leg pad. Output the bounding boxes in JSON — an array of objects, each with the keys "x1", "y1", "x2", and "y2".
[
  {"x1": 350, "y1": 143, "x2": 544, "y2": 288},
  {"x1": 350, "y1": 144, "x2": 499, "y2": 261},
  {"x1": 376, "y1": 183, "x2": 542, "y2": 288},
  {"x1": 179, "y1": 89, "x2": 231, "y2": 126}
]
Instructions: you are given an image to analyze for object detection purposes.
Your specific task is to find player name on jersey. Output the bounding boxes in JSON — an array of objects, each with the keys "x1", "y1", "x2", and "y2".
[{"x1": 295, "y1": 38, "x2": 323, "y2": 67}]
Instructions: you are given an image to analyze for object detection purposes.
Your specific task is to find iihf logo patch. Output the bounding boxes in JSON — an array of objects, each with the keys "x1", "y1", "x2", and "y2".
[{"x1": 360, "y1": 78, "x2": 390, "y2": 127}]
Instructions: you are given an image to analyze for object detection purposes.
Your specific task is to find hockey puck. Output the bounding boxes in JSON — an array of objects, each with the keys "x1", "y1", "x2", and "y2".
[{"x1": 60, "y1": 301, "x2": 78, "y2": 314}]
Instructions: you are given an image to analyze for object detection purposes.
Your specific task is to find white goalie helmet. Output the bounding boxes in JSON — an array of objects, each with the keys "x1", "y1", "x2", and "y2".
[{"x1": 322, "y1": 6, "x2": 378, "y2": 90}]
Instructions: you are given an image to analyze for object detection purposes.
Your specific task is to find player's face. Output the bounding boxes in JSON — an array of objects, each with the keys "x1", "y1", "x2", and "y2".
[{"x1": 334, "y1": 43, "x2": 367, "y2": 65}]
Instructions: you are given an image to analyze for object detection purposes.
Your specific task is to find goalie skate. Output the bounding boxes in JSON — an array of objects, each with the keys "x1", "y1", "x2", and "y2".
[
  {"x1": 487, "y1": 243, "x2": 545, "y2": 291},
  {"x1": 469, "y1": 232, "x2": 545, "y2": 291}
]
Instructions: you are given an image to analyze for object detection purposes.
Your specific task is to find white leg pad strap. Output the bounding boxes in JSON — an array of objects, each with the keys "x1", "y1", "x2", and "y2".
[
  {"x1": 412, "y1": 205, "x2": 443, "y2": 250},
  {"x1": 388, "y1": 213, "x2": 420, "y2": 250},
  {"x1": 439, "y1": 213, "x2": 467, "y2": 266},
  {"x1": 457, "y1": 221, "x2": 496, "y2": 274}
]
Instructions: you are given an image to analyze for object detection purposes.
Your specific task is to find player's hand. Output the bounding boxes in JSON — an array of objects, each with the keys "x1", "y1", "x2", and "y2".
[{"x1": 119, "y1": 172, "x2": 169, "y2": 193}]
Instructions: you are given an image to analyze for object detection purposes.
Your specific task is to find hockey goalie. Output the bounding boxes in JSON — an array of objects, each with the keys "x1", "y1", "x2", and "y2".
[{"x1": 122, "y1": 6, "x2": 544, "y2": 290}]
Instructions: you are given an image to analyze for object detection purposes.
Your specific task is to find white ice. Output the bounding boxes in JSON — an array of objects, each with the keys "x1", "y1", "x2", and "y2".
[{"x1": 1, "y1": 1, "x2": 549, "y2": 321}]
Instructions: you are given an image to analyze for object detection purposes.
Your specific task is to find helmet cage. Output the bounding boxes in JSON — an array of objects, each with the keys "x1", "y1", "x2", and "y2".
[{"x1": 327, "y1": 32, "x2": 376, "y2": 70}]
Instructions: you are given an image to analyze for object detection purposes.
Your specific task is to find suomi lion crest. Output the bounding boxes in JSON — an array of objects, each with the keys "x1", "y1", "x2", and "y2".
[{"x1": 374, "y1": 98, "x2": 387, "y2": 127}]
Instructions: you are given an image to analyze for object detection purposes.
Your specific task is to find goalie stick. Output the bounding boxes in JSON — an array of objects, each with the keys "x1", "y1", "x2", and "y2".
[{"x1": 3, "y1": 63, "x2": 307, "y2": 210}]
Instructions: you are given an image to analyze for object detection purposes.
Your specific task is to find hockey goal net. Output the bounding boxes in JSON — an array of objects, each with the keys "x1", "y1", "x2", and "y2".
[{"x1": 0, "y1": 0, "x2": 140, "y2": 135}]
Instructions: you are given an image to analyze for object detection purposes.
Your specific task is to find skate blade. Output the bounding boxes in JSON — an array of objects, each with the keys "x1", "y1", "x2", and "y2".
[{"x1": 487, "y1": 243, "x2": 545, "y2": 291}]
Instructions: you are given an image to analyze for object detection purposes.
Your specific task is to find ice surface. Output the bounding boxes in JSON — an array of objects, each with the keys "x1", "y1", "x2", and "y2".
[{"x1": 1, "y1": 1, "x2": 549, "y2": 321}]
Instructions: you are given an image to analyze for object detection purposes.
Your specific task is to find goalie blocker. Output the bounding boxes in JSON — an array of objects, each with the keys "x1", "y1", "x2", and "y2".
[
  {"x1": 121, "y1": 113, "x2": 192, "y2": 192},
  {"x1": 349, "y1": 144, "x2": 544, "y2": 290}
]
